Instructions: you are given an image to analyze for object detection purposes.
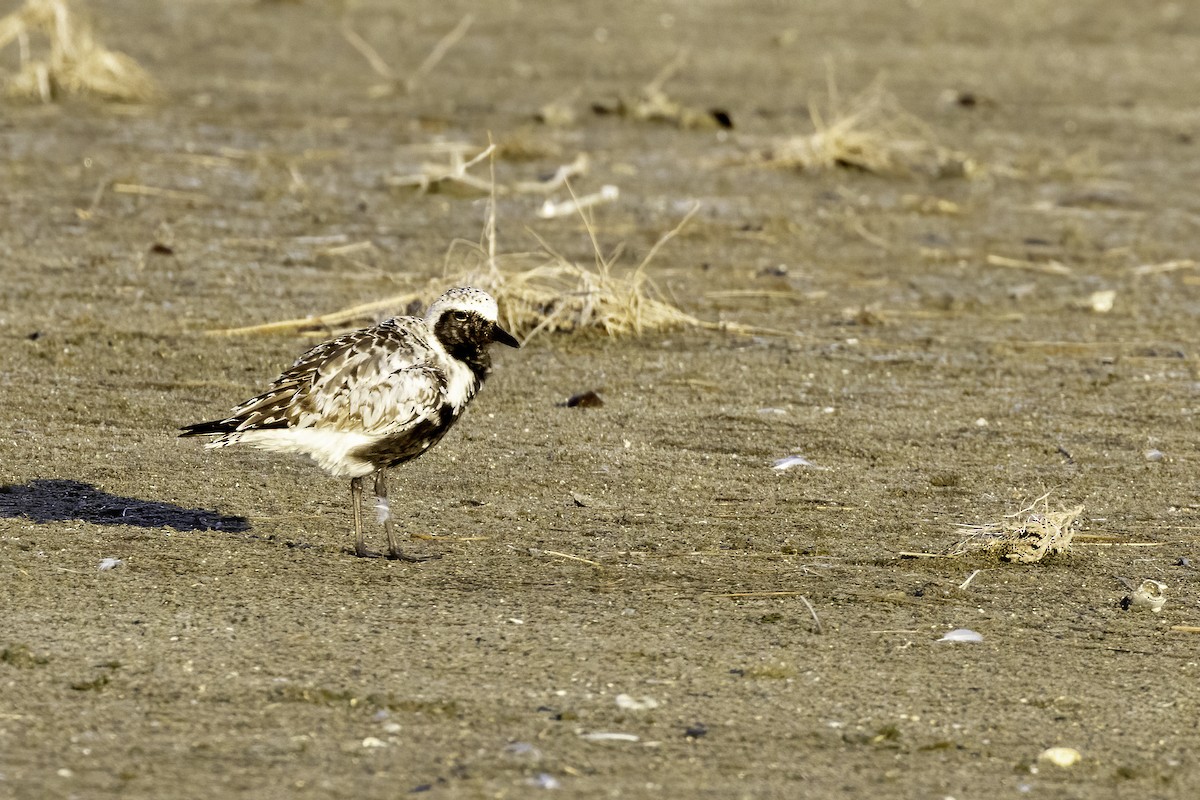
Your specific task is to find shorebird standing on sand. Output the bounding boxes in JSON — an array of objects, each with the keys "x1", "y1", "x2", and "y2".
[{"x1": 181, "y1": 287, "x2": 520, "y2": 560}]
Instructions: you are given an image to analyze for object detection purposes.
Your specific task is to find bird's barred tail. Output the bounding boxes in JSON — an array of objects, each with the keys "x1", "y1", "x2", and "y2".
[{"x1": 178, "y1": 419, "x2": 240, "y2": 438}]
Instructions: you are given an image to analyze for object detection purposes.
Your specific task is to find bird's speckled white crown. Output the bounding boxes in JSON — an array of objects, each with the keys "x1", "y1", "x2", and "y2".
[{"x1": 425, "y1": 286, "x2": 499, "y2": 324}]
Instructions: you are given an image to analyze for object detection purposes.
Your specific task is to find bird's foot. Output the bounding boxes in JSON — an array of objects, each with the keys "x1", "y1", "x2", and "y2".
[
  {"x1": 387, "y1": 546, "x2": 442, "y2": 563},
  {"x1": 352, "y1": 543, "x2": 384, "y2": 559}
]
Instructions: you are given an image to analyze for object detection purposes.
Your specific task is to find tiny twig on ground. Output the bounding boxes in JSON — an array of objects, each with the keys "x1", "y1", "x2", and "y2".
[
  {"x1": 406, "y1": 14, "x2": 473, "y2": 94},
  {"x1": 711, "y1": 591, "x2": 815, "y2": 598},
  {"x1": 342, "y1": 13, "x2": 473, "y2": 97},
  {"x1": 535, "y1": 549, "x2": 601, "y2": 567},
  {"x1": 798, "y1": 595, "x2": 824, "y2": 635},
  {"x1": 958, "y1": 569, "x2": 982, "y2": 590},
  {"x1": 339, "y1": 19, "x2": 394, "y2": 81},
  {"x1": 985, "y1": 254, "x2": 1072, "y2": 276},
  {"x1": 112, "y1": 183, "x2": 210, "y2": 203},
  {"x1": 1132, "y1": 259, "x2": 1196, "y2": 276},
  {"x1": 387, "y1": 142, "x2": 499, "y2": 194}
]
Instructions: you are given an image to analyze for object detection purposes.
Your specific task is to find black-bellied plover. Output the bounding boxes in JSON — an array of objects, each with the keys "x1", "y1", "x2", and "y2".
[{"x1": 181, "y1": 286, "x2": 520, "y2": 560}]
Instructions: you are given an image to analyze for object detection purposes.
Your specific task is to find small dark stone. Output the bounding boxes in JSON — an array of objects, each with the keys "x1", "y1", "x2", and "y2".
[
  {"x1": 71, "y1": 674, "x2": 111, "y2": 692},
  {"x1": 149, "y1": 242, "x2": 174, "y2": 255},
  {"x1": 685, "y1": 723, "x2": 708, "y2": 738},
  {"x1": 562, "y1": 390, "x2": 604, "y2": 408},
  {"x1": 26, "y1": 331, "x2": 42, "y2": 341},
  {"x1": 710, "y1": 109, "x2": 733, "y2": 129}
]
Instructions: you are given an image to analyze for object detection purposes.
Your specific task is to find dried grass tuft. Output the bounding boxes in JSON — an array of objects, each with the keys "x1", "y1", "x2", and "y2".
[
  {"x1": 751, "y1": 79, "x2": 976, "y2": 178},
  {"x1": 212, "y1": 200, "x2": 770, "y2": 341},
  {"x1": 950, "y1": 495, "x2": 1083, "y2": 563},
  {"x1": 468, "y1": 208, "x2": 713, "y2": 340},
  {"x1": 0, "y1": 0, "x2": 157, "y2": 102}
]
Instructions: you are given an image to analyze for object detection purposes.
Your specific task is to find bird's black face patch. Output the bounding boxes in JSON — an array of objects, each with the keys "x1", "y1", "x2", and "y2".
[
  {"x1": 434, "y1": 311, "x2": 495, "y2": 354},
  {"x1": 433, "y1": 310, "x2": 505, "y2": 382}
]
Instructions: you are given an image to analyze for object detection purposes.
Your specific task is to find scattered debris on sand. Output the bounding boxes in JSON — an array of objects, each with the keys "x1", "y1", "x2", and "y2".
[
  {"x1": 589, "y1": 50, "x2": 733, "y2": 131},
  {"x1": 949, "y1": 498, "x2": 1083, "y2": 563},
  {"x1": 212, "y1": 202, "x2": 768, "y2": 341}
]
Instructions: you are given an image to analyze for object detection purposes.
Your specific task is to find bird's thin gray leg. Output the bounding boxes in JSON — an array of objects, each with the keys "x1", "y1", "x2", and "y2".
[
  {"x1": 375, "y1": 469, "x2": 439, "y2": 562},
  {"x1": 375, "y1": 469, "x2": 397, "y2": 555},
  {"x1": 351, "y1": 476, "x2": 380, "y2": 558}
]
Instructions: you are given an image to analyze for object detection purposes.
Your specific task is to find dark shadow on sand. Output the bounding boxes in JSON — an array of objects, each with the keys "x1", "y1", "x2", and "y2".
[{"x1": 0, "y1": 479, "x2": 249, "y2": 532}]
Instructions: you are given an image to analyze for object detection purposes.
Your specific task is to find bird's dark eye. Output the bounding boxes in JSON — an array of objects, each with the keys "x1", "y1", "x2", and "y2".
[{"x1": 452, "y1": 311, "x2": 469, "y2": 322}]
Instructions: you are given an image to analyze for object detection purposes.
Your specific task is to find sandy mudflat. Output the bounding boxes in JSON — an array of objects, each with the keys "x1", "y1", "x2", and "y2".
[{"x1": 2, "y1": 1, "x2": 1199, "y2": 798}]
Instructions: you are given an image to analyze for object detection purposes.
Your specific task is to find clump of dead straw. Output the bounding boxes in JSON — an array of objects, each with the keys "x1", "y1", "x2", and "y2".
[
  {"x1": 750, "y1": 79, "x2": 975, "y2": 178},
  {"x1": 473, "y1": 209, "x2": 713, "y2": 339},
  {"x1": 949, "y1": 496, "x2": 1083, "y2": 563},
  {"x1": 0, "y1": 0, "x2": 157, "y2": 101},
  {"x1": 212, "y1": 202, "x2": 763, "y2": 341}
]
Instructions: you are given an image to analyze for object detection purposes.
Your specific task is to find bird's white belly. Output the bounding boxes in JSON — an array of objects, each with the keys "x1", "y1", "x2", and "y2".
[{"x1": 220, "y1": 428, "x2": 379, "y2": 478}]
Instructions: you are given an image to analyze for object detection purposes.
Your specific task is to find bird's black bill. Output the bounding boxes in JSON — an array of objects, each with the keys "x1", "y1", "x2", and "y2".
[{"x1": 492, "y1": 324, "x2": 521, "y2": 348}]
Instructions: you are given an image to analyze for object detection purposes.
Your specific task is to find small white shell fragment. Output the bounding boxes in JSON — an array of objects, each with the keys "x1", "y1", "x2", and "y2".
[
  {"x1": 1087, "y1": 290, "x2": 1116, "y2": 313},
  {"x1": 504, "y1": 741, "x2": 542, "y2": 758},
  {"x1": 614, "y1": 694, "x2": 659, "y2": 711},
  {"x1": 98, "y1": 557, "x2": 124, "y2": 571},
  {"x1": 528, "y1": 773, "x2": 561, "y2": 789},
  {"x1": 579, "y1": 731, "x2": 640, "y2": 742},
  {"x1": 538, "y1": 184, "x2": 619, "y2": 219},
  {"x1": 772, "y1": 455, "x2": 820, "y2": 471},
  {"x1": 938, "y1": 628, "x2": 983, "y2": 643},
  {"x1": 361, "y1": 737, "x2": 387, "y2": 748},
  {"x1": 1144, "y1": 449, "x2": 1164, "y2": 462},
  {"x1": 1129, "y1": 579, "x2": 1167, "y2": 612},
  {"x1": 1038, "y1": 746, "x2": 1082, "y2": 767}
]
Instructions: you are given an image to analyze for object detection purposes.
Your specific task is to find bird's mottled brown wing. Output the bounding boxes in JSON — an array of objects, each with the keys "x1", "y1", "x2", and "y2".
[{"x1": 221, "y1": 318, "x2": 448, "y2": 435}]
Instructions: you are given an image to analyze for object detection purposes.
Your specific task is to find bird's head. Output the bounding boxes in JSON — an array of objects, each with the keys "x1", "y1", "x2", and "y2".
[{"x1": 427, "y1": 286, "x2": 520, "y2": 353}]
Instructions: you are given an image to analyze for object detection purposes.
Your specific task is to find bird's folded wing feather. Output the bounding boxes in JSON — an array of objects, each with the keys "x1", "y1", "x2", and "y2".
[
  {"x1": 296, "y1": 362, "x2": 446, "y2": 434},
  {"x1": 224, "y1": 322, "x2": 447, "y2": 434}
]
